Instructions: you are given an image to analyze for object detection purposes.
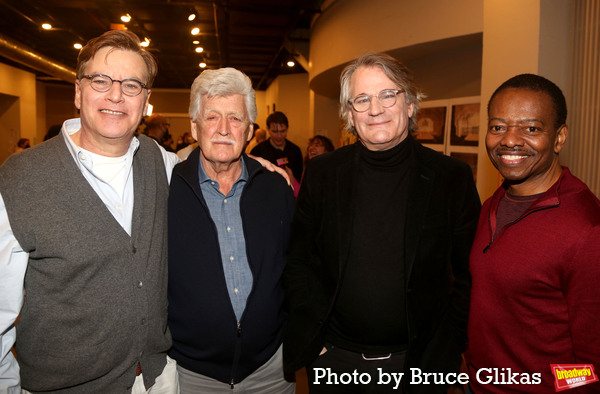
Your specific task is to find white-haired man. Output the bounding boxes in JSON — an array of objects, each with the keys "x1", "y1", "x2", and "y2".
[{"x1": 167, "y1": 67, "x2": 295, "y2": 393}]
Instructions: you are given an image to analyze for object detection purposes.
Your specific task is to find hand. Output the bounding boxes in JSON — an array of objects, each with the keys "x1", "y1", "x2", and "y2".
[{"x1": 248, "y1": 155, "x2": 291, "y2": 186}]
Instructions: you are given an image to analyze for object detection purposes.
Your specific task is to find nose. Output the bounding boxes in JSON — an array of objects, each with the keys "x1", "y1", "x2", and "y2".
[
  {"x1": 368, "y1": 96, "x2": 384, "y2": 116},
  {"x1": 217, "y1": 118, "x2": 229, "y2": 135},
  {"x1": 499, "y1": 126, "x2": 524, "y2": 147},
  {"x1": 106, "y1": 81, "x2": 124, "y2": 102}
]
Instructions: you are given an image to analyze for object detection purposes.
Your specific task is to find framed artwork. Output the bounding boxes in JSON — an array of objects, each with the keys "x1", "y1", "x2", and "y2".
[
  {"x1": 416, "y1": 97, "x2": 480, "y2": 183},
  {"x1": 450, "y1": 103, "x2": 480, "y2": 146},
  {"x1": 412, "y1": 106, "x2": 446, "y2": 144},
  {"x1": 450, "y1": 152, "x2": 478, "y2": 182}
]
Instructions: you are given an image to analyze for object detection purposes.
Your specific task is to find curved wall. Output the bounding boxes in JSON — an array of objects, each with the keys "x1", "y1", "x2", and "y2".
[{"x1": 309, "y1": 0, "x2": 484, "y2": 97}]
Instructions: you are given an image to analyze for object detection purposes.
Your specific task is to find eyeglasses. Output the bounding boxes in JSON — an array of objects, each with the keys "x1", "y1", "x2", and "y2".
[
  {"x1": 348, "y1": 89, "x2": 405, "y2": 112},
  {"x1": 81, "y1": 74, "x2": 147, "y2": 97}
]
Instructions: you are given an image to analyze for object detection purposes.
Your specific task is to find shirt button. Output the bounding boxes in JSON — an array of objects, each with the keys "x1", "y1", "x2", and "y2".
[
  {"x1": 80, "y1": 154, "x2": 87, "y2": 160},
  {"x1": 230, "y1": 256, "x2": 234, "y2": 261},
  {"x1": 227, "y1": 226, "x2": 231, "y2": 232},
  {"x1": 211, "y1": 181, "x2": 215, "y2": 185},
  {"x1": 116, "y1": 205, "x2": 121, "y2": 211},
  {"x1": 137, "y1": 281, "x2": 143, "y2": 288},
  {"x1": 224, "y1": 199, "x2": 228, "y2": 203},
  {"x1": 141, "y1": 318, "x2": 147, "y2": 325},
  {"x1": 234, "y1": 288, "x2": 239, "y2": 293}
]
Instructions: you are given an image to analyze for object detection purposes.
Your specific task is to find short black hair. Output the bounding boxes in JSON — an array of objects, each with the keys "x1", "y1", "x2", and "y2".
[
  {"x1": 488, "y1": 73, "x2": 567, "y2": 130},
  {"x1": 266, "y1": 111, "x2": 288, "y2": 128}
]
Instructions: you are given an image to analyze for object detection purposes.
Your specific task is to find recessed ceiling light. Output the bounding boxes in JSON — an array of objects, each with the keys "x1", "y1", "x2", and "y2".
[
  {"x1": 191, "y1": 27, "x2": 200, "y2": 35},
  {"x1": 188, "y1": 13, "x2": 196, "y2": 21},
  {"x1": 121, "y1": 14, "x2": 131, "y2": 23},
  {"x1": 199, "y1": 62, "x2": 207, "y2": 68},
  {"x1": 41, "y1": 23, "x2": 52, "y2": 30},
  {"x1": 140, "y1": 37, "x2": 150, "y2": 47},
  {"x1": 74, "y1": 43, "x2": 82, "y2": 49},
  {"x1": 195, "y1": 47, "x2": 204, "y2": 53},
  {"x1": 287, "y1": 60, "x2": 295, "y2": 67},
  {"x1": 193, "y1": 40, "x2": 200, "y2": 45}
]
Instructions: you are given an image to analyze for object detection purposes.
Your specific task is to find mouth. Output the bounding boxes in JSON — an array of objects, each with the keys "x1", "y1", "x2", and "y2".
[
  {"x1": 496, "y1": 152, "x2": 530, "y2": 165},
  {"x1": 100, "y1": 109, "x2": 125, "y2": 115},
  {"x1": 211, "y1": 139, "x2": 235, "y2": 145}
]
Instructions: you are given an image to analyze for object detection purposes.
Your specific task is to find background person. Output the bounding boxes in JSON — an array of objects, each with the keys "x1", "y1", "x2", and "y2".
[
  {"x1": 465, "y1": 73, "x2": 600, "y2": 393},
  {"x1": 250, "y1": 111, "x2": 303, "y2": 181},
  {"x1": 283, "y1": 53, "x2": 480, "y2": 393}
]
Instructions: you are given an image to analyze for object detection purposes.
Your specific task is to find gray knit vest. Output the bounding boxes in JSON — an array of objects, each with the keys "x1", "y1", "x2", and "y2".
[{"x1": 0, "y1": 134, "x2": 171, "y2": 393}]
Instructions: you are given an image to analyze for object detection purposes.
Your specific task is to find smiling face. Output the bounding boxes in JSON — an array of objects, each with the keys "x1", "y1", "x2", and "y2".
[
  {"x1": 74, "y1": 47, "x2": 150, "y2": 155},
  {"x1": 307, "y1": 138, "x2": 327, "y2": 160},
  {"x1": 348, "y1": 66, "x2": 414, "y2": 151},
  {"x1": 192, "y1": 94, "x2": 252, "y2": 172},
  {"x1": 486, "y1": 87, "x2": 567, "y2": 196}
]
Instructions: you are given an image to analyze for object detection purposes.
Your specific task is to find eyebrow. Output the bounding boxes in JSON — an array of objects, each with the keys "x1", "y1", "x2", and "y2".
[{"x1": 488, "y1": 117, "x2": 544, "y2": 124}]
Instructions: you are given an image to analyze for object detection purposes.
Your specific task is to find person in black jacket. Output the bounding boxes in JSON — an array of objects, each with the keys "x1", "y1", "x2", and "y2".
[
  {"x1": 167, "y1": 67, "x2": 295, "y2": 393},
  {"x1": 283, "y1": 53, "x2": 481, "y2": 393}
]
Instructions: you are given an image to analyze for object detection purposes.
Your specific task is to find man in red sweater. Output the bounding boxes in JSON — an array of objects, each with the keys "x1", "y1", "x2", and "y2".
[{"x1": 465, "y1": 74, "x2": 600, "y2": 393}]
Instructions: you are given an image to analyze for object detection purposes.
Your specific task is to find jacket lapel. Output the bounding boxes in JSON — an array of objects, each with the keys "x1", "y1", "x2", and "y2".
[
  {"x1": 404, "y1": 143, "x2": 435, "y2": 283},
  {"x1": 335, "y1": 144, "x2": 360, "y2": 279}
]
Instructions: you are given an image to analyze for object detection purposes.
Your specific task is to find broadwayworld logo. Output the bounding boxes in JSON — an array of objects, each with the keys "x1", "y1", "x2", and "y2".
[{"x1": 551, "y1": 364, "x2": 599, "y2": 391}]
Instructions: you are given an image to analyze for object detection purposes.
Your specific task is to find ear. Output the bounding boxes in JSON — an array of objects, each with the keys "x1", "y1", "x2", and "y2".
[
  {"x1": 190, "y1": 119, "x2": 198, "y2": 141},
  {"x1": 348, "y1": 106, "x2": 355, "y2": 129},
  {"x1": 554, "y1": 124, "x2": 568, "y2": 154},
  {"x1": 407, "y1": 102, "x2": 415, "y2": 118},
  {"x1": 143, "y1": 90, "x2": 151, "y2": 117},
  {"x1": 74, "y1": 79, "x2": 82, "y2": 110},
  {"x1": 246, "y1": 123, "x2": 254, "y2": 142}
]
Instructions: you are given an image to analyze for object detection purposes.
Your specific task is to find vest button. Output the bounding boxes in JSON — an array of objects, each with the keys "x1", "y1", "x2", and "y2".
[{"x1": 137, "y1": 280, "x2": 143, "y2": 288}]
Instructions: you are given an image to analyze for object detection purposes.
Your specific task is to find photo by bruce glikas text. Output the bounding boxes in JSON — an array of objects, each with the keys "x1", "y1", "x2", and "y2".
[{"x1": 311, "y1": 367, "x2": 542, "y2": 390}]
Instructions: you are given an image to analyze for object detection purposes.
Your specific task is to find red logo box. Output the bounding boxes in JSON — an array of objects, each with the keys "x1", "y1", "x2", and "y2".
[{"x1": 551, "y1": 364, "x2": 599, "y2": 391}]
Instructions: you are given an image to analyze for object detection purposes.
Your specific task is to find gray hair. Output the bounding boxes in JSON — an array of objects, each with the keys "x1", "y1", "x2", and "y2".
[
  {"x1": 189, "y1": 67, "x2": 257, "y2": 123},
  {"x1": 339, "y1": 53, "x2": 425, "y2": 134}
]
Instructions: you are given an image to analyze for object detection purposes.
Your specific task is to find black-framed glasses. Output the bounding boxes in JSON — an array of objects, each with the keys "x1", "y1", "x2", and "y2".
[
  {"x1": 348, "y1": 89, "x2": 405, "y2": 112},
  {"x1": 81, "y1": 74, "x2": 147, "y2": 97}
]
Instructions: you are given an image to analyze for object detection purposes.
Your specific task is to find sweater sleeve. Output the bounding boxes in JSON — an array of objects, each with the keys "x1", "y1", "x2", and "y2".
[
  {"x1": 0, "y1": 193, "x2": 27, "y2": 392},
  {"x1": 564, "y1": 224, "x2": 600, "y2": 366}
]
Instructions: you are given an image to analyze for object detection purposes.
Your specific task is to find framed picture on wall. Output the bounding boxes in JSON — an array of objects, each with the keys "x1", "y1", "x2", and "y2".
[
  {"x1": 450, "y1": 152, "x2": 478, "y2": 182},
  {"x1": 450, "y1": 103, "x2": 480, "y2": 146},
  {"x1": 412, "y1": 106, "x2": 446, "y2": 144}
]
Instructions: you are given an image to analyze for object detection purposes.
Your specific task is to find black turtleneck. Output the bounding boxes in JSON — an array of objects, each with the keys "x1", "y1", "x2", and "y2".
[{"x1": 328, "y1": 137, "x2": 412, "y2": 353}]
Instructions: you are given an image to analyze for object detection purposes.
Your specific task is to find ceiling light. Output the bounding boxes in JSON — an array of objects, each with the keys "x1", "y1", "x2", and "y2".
[
  {"x1": 195, "y1": 47, "x2": 204, "y2": 53},
  {"x1": 191, "y1": 27, "x2": 200, "y2": 35},
  {"x1": 287, "y1": 60, "x2": 295, "y2": 67},
  {"x1": 188, "y1": 13, "x2": 196, "y2": 21},
  {"x1": 41, "y1": 23, "x2": 52, "y2": 30},
  {"x1": 199, "y1": 62, "x2": 207, "y2": 68},
  {"x1": 193, "y1": 40, "x2": 200, "y2": 45},
  {"x1": 140, "y1": 37, "x2": 150, "y2": 47},
  {"x1": 121, "y1": 14, "x2": 131, "y2": 23},
  {"x1": 74, "y1": 43, "x2": 82, "y2": 49}
]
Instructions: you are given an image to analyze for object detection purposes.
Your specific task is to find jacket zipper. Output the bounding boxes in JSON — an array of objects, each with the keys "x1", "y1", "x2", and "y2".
[{"x1": 483, "y1": 201, "x2": 559, "y2": 253}]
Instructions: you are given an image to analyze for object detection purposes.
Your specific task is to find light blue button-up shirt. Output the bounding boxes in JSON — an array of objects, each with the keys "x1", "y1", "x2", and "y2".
[{"x1": 198, "y1": 157, "x2": 253, "y2": 321}]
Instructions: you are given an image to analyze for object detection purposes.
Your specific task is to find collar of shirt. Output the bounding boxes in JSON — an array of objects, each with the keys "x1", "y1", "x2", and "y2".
[
  {"x1": 198, "y1": 156, "x2": 249, "y2": 197},
  {"x1": 61, "y1": 118, "x2": 139, "y2": 179}
]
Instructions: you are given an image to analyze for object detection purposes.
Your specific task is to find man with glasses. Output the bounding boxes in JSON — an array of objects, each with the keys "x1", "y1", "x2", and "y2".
[
  {"x1": 250, "y1": 111, "x2": 303, "y2": 182},
  {"x1": 283, "y1": 53, "x2": 481, "y2": 393},
  {"x1": 0, "y1": 30, "x2": 179, "y2": 392}
]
